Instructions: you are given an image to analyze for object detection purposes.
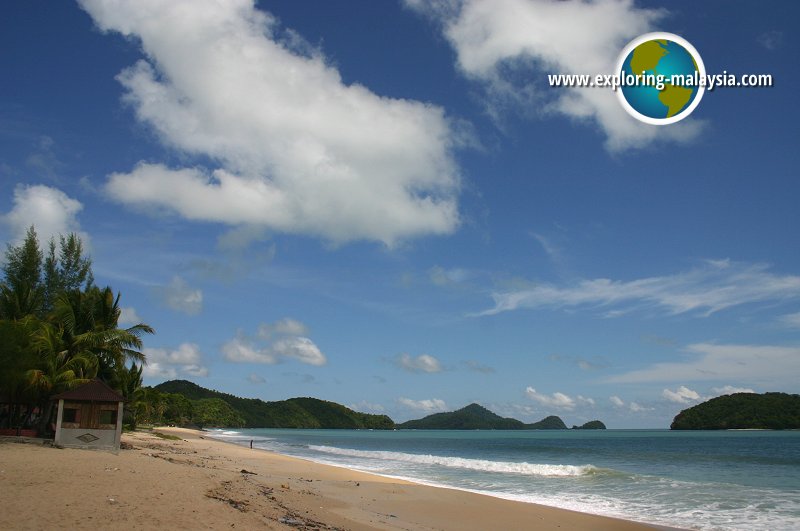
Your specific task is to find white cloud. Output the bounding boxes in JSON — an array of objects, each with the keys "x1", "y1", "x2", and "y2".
[
  {"x1": 757, "y1": 30, "x2": 783, "y2": 51},
  {"x1": 712, "y1": 385, "x2": 756, "y2": 396},
  {"x1": 608, "y1": 343, "x2": 800, "y2": 385},
  {"x1": 479, "y1": 260, "x2": 800, "y2": 318},
  {"x1": 3, "y1": 184, "x2": 88, "y2": 246},
  {"x1": 429, "y1": 266, "x2": 473, "y2": 286},
  {"x1": 258, "y1": 318, "x2": 309, "y2": 338},
  {"x1": 247, "y1": 373, "x2": 266, "y2": 384},
  {"x1": 80, "y1": 0, "x2": 461, "y2": 245},
  {"x1": 779, "y1": 312, "x2": 800, "y2": 328},
  {"x1": 395, "y1": 353, "x2": 443, "y2": 373},
  {"x1": 271, "y1": 337, "x2": 326, "y2": 366},
  {"x1": 156, "y1": 276, "x2": 203, "y2": 315},
  {"x1": 525, "y1": 387, "x2": 580, "y2": 410},
  {"x1": 662, "y1": 385, "x2": 701, "y2": 404},
  {"x1": 223, "y1": 318, "x2": 326, "y2": 366},
  {"x1": 406, "y1": 0, "x2": 703, "y2": 151},
  {"x1": 143, "y1": 343, "x2": 208, "y2": 379},
  {"x1": 609, "y1": 395, "x2": 652, "y2": 412},
  {"x1": 531, "y1": 232, "x2": 563, "y2": 265},
  {"x1": 628, "y1": 402, "x2": 651, "y2": 412},
  {"x1": 118, "y1": 307, "x2": 142, "y2": 326},
  {"x1": 397, "y1": 397, "x2": 448, "y2": 413},
  {"x1": 464, "y1": 360, "x2": 495, "y2": 373},
  {"x1": 350, "y1": 400, "x2": 385, "y2": 413}
]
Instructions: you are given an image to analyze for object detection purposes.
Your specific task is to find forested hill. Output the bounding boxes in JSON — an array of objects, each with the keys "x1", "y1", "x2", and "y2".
[
  {"x1": 396, "y1": 403, "x2": 583, "y2": 430},
  {"x1": 152, "y1": 380, "x2": 394, "y2": 429},
  {"x1": 397, "y1": 403, "x2": 525, "y2": 429},
  {"x1": 670, "y1": 392, "x2": 800, "y2": 430}
]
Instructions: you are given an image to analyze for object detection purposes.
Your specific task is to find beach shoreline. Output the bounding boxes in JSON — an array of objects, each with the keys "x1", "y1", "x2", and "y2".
[{"x1": 0, "y1": 428, "x2": 679, "y2": 530}]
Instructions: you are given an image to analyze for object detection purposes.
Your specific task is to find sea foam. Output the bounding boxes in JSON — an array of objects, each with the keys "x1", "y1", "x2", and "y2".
[{"x1": 308, "y1": 445, "x2": 599, "y2": 477}]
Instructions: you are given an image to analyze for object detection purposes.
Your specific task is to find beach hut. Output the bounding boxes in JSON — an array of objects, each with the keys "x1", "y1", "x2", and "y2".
[{"x1": 52, "y1": 379, "x2": 124, "y2": 452}]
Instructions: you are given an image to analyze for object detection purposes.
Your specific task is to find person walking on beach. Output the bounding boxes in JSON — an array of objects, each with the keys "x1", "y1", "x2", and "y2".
[{"x1": 250, "y1": 440, "x2": 253, "y2": 449}]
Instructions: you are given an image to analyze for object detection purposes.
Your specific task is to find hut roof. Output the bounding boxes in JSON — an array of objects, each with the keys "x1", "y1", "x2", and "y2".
[{"x1": 52, "y1": 379, "x2": 124, "y2": 402}]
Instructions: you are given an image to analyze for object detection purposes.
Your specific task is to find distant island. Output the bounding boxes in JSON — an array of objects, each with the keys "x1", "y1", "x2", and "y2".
[
  {"x1": 396, "y1": 403, "x2": 605, "y2": 430},
  {"x1": 573, "y1": 420, "x2": 607, "y2": 430},
  {"x1": 148, "y1": 380, "x2": 394, "y2": 429},
  {"x1": 670, "y1": 392, "x2": 800, "y2": 430}
]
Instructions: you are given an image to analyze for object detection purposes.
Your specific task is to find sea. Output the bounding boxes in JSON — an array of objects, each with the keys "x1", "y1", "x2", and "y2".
[{"x1": 207, "y1": 428, "x2": 800, "y2": 531}]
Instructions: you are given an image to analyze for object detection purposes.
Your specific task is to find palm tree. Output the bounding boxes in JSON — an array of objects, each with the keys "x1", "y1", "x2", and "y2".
[
  {"x1": 50, "y1": 288, "x2": 154, "y2": 381},
  {"x1": 27, "y1": 288, "x2": 154, "y2": 435},
  {"x1": 28, "y1": 324, "x2": 98, "y2": 434}
]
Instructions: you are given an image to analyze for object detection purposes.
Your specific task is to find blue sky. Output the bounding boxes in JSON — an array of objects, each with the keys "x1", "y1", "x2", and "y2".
[{"x1": 2, "y1": 0, "x2": 798, "y2": 427}]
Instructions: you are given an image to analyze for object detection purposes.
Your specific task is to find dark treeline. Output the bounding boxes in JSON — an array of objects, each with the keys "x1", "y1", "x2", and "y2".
[
  {"x1": 0, "y1": 227, "x2": 153, "y2": 435},
  {"x1": 147, "y1": 380, "x2": 395, "y2": 429},
  {"x1": 671, "y1": 392, "x2": 800, "y2": 430}
]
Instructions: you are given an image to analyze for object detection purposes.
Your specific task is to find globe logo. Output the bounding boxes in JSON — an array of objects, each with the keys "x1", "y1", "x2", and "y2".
[{"x1": 616, "y1": 32, "x2": 705, "y2": 125}]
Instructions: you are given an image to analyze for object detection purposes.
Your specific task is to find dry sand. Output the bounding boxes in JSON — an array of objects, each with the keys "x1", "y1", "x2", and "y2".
[{"x1": 0, "y1": 428, "x2": 666, "y2": 530}]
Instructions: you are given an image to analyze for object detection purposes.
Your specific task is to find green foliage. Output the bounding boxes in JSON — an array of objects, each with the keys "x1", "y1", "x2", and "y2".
[
  {"x1": 44, "y1": 233, "x2": 93, "y2": 313},
  {"x1": 1, "y1": 227, "x2": 45, "y2": 319},
  {"x1": 0, "y1": 228, "x2": 153, "y2": 435},
  {"x1": 572, "y1": 420, "x2": 606, "y2": 430},
  {"x1": 396, "y1": 403, "x2": 573, "y2": 430},
  {"x1": 525, "y1": 415, "x2": 568, "y2": 429},
  {"x1": 670, "y1": 392, "x2": 800, "y2": 430},
  {"x1": 152, "y1": 380, "x2": 395, "y2": 429},
  {"x1": 192, "y1": 398, "x2": 246, "y2": 428},
  {"x1": 398, "y1": 403, "x2": 525, "y2": 430}
]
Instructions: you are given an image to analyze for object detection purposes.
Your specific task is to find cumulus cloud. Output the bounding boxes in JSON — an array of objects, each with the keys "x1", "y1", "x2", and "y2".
[
  {"x1": 406, "y1": 0, "x2": 703, "y2": 151},
  {"x1": 118, "y1": 307, "x2": 142, "y2": 326},
  {"x1": 397, "y1": 397, "x2": 448, "y2": 413},
  {"x1": 223, "y1": 318, "x2": 326, "y2": 366},
  {"x1": 156, "y1": 276, "x2": 203, "y2": 315},
  {"x1": 609, "y1": 395, "x2": 651, "y2": 412},
  {"x1": 394, "y1": 353, "x2": 443, "y2": 373},
  {"x1": 3, "y1": 184, "x2": 88, "y2": 246},
  {"x1": 478, "y1": 260, "x2": 800, "y2": 318},
  {"x1": 80, "y1": 0, "x2": 461, "y2": 245},
  {"x1": 525, "y1": 387, "x2": 592, "y2": 410},
  {"x1": 712, "y1": 385, "x2": 756, "y2": 396},
  {"x1": 258, "y1": 318, "x2": 309, "y2": 338},
  {"x1": 608, "y1": 343, "x2": 800, "y2": 385},
  {"x1": 662, "y1": 385, "x2": 701, "y2": 404},
  {"x1": 143, "y1": 343, "x2": 208, "y2": 379}
]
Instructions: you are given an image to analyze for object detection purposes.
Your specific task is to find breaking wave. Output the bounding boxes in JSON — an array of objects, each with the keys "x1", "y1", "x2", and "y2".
[{"x1": 307, "y1": 445, "x2": 602, "y2": 477}]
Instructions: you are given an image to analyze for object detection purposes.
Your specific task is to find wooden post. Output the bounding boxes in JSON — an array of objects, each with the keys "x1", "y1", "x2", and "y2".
[
  {"x1": 54, "y1": 399, "x2": 65, "y2": 447},
  {"x1": 114, "y1": 400, "x2": 124, "y2": 451}
]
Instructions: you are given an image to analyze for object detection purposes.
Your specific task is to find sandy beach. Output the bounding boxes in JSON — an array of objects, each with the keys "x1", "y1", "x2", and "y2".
[{"x1": 0, "y1": 428, "x2": 665, "y2": 530}]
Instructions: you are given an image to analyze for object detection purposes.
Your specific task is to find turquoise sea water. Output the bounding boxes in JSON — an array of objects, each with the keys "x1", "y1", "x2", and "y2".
[{"x1": 209, "y1": 429, "x2": 800, "y2": 530}]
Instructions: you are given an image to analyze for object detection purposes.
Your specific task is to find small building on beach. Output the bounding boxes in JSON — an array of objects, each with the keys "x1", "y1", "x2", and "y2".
[{"x1": 53, "y1": 379, "x2": 124, "y2": 452}]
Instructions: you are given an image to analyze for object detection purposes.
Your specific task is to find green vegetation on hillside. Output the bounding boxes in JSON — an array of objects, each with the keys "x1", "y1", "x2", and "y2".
[
  {"x1": 572, "y1": 420, "x2": 606, "y2": 430},
  {"x1": 397, "y1": 403, "x2": 579, "y2": 430},
  {"x1": 397, "y1": 403, "x2": 524, "y2": 430},
  {"x1": 526, "y1": 415, "x2": 568, "y2": 430},
  {"x1": 670, "y1": 392, "x2": 800, "y2": 430},
  {"x1": 149, "y1": 380, "x2": 394, "y2": 429}
]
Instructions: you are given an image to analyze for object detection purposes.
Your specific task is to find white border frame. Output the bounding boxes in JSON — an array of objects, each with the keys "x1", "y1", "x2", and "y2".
[{"x1": 615, "y1": 32, "x2": 705, "y2": 125}]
